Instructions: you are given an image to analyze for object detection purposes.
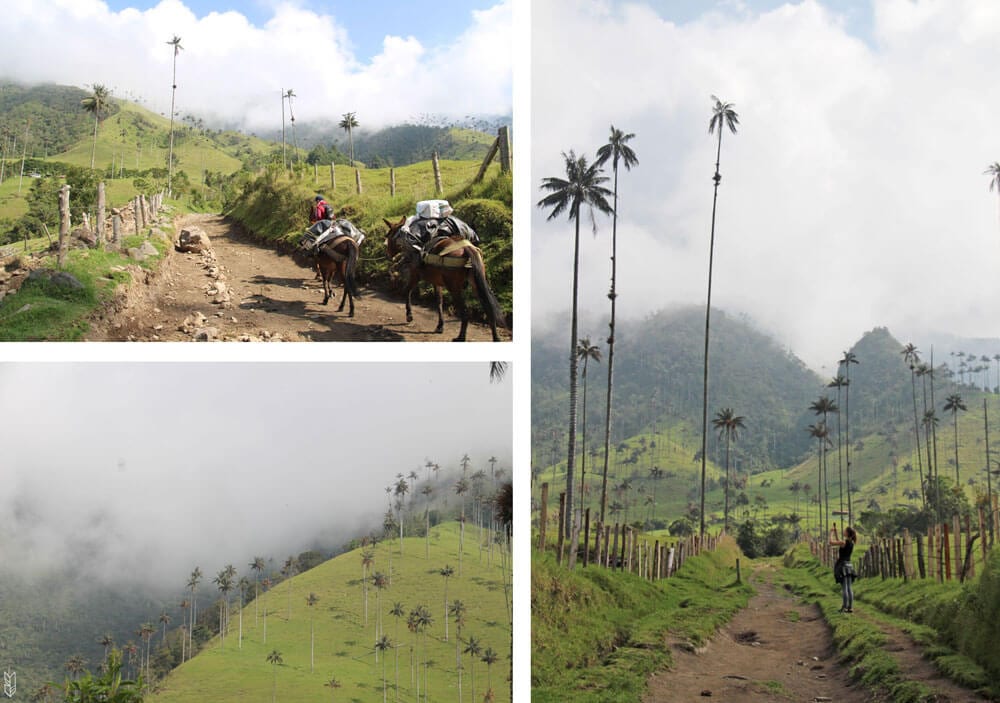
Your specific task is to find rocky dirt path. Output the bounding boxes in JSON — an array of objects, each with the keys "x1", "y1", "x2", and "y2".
[
  {"x1": 88, "y1": 212, "x2": 509, "y2": 342},
  {"x1": 645, "y1": 564, "x2": 868, "y2": 702}
]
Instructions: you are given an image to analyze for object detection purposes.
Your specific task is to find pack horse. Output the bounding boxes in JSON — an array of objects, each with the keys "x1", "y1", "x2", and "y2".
[{"x1": 383, "y1": 212, "x2": 506, "y2": 342}]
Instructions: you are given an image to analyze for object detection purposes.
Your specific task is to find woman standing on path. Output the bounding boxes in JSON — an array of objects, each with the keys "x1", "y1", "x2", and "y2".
[{"x1": 830, "y1": 526, "x2": 857, "y2": 613}]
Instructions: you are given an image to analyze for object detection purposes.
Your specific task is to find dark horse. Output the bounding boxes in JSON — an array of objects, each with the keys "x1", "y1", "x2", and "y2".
[
  {"x1": 383, "y1": 216, "x2": 505, "y2": 341},
  {"x1": 294, "y1": 234, "x2": 361, "y2": 316}
]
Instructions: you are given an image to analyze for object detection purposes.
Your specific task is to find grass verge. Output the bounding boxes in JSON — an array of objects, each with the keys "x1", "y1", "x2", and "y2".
[{"x1": 531, "y1": 537, "x2": 752, "y2": 703}]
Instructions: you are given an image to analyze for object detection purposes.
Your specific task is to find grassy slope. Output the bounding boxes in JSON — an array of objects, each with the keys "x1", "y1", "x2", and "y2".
[
  {"x1": 151, "y1": 522, "x2": 511, "y2": 703},
  {"x1": 532, "y1": 538, "x2": 751, "y2": 703}
]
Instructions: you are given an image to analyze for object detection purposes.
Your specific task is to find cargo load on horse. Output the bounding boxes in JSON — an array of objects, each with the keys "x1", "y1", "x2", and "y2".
[
  {"x1": 303, "y1": 218, "x2": 366, "y2": 251},
  {"x1": 395, "y1": 200, "x2": 480, "y2": 262}
]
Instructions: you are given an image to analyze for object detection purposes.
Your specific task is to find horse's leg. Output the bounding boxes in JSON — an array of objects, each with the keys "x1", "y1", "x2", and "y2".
[
  {"x1": 449, "y1": 278, "x2": 468, "y2": 341},
  {"x1": 405, "y1": 268, "x2": 415, "y2": 323},
  {"x1": 434, "y1": 284, "x2": 445, "y2": 334},
  {"x1": 336, "y1": 262, "x2": 347, "y2": 312},
  {"x1": 321, "y1": 262, "x2": 332, "y2": 305}
]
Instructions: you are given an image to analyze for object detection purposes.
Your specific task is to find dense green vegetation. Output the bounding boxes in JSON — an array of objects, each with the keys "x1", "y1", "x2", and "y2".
[{"x1": 532, "y1": 538, "x2": 751, "y2": 703}]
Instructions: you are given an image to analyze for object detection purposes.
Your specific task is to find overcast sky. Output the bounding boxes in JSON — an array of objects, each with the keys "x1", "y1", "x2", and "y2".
[
  {"x1": 532, "y1": 0, "x2": 1000, "y2": 370},
  {"x1": 1, "y1": 0, "x2": 511, "y2": 131},
  {"x1": 0, "y1": 362, "x2": 512, "y2": 586}
]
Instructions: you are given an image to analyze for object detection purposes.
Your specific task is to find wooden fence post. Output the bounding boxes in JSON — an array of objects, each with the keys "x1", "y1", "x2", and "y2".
[
  {"x1": 556, "y1": 493, "x2": 566, "y2": 565},
  {"x1": 390, "y1": 168, "x2": 396, "y2": 197},
  {"x1": 58, "y1": 184, "x2": 70, "y2": 267},
  {"x1": 593, "y1": 520, "x2": 602, "y2": 567},
  {"x1": 96, "y1": 182, "x2": 105, "y2": 247},
  {"x1": 602, "y1": 524, "x2": 610, "y2": 567},
  {"x1": 537, "y1": 483, "x2": 549, "y2": 552},
  {"x1": 916, "y1": 533, "x2": 925, "y2": 579},
  {"x1": 942, "y1": 522, "x2": 951, "y2": 581},
  {"x1": 330, "y1": 162, "x2": 336, "y2": 190},
  {"x1": 610, "y1": 524, "x2": 619, "y2": 568},
  {"x1": 432, "y1": 151, "x2": 443, "y2": 194},
  {"x1": 111, "y1": 209, "x2": 121, "y2": 247},
  {"x1": 498, "y1": 125, "x2": 511, "y2": 174},
  {"x1": 354, "y1": 168, "x2": 362, "y2": 195},
  {"x1": 582, "y1": 509, "x2": 591, "y2": 567},
  {"x1": 953, "y1": 515, "x2": 962, "y2": 579}
]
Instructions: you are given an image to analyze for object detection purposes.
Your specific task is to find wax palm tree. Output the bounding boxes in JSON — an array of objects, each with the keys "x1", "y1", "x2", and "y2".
[
  {"x1": 807, "y1": 423, "x2": 831, "y2": 534},
  {"x1": 213, "y1": 568, "x2": 234, "y2": 648},
  {"x1": 250, "y1": 556, "x2": 266, "y2": 627},
  {"x1": 267, "y1": 650, "x2": 283, "y2": 703},
  {"x1": 138, "y1": 623, "x2": 154, "y2": 679},
  {"x1": 827, "y1": 374, "x2": 849, "y2": 515},
  {"x1": 594, "y1": 124, "x2": 638, "y2": 531},
  {"x1": 158, "y1": 611, "x2": 170, "y2": 649},
  {"x1": 464, "y1": 634, "x2": 482, "y2": 703},
  {"x1": 368, "y1": 635, "x2": 390, "y2": 703},
  {"x1": 361, "y1": 549, "x2": 375, "y2": 625},
  {"x1": 944, "y1": 393, "x2": 967, "y2": 484},
  {"x1": 306, "y1": 592, "x2": 319, "y2": 672},
  {"x1": 986, "y1": 162, "x2": 1000, "y2": 228},
  {"x1": 810, "y1": 396, "x2": 838, "y2": 531},
  {"x1": 901, "y1": 344, "x2": 926, "y2": 505},
  {"x1": 438, "y1": 565, "x2": 454, "y2": 641},
  {"x1": 282, "y1": 556, "x2": 297, "y2": 619},
  {"x1": 489, "y1": 361, "x2": 508, "y2": 383},
  {"x1": 390, "y1": 602, "x2": 404, "y2": 700},
  {"x1": 372, "y1": 571, "x2": 388, "y2": 651},
  {"x1": 481, "y1": 646, "x2": 499, "y2": 697},
  {"x1": 187, "y1": 566, "x2": 201, "y2": 658},
  {"x1": 538, "y1": 150, "x2": 614, "y2": 535},
  {"x1": 80, "y1": 84, "x2": 110, "y2": 169},
  {"x1": 166, "y1": 35, "x2": 183, "y2": 193},
  {"x1": 285, "y1": 89, "x2": 299, "y2": 165},
  {"x1": 699, "y1": 95, "x2": 740, "y2": 539},
  {"x1": 576, "y1": 336, "x2": 602, "y2": 516},
  {"x1": 98, "y1": 633, "x2": 114, "y2": 664},
  {"x1": 65, "y1": 654, "x2": 86, "y2": 680},
  {"x1": 339, "y1": 112, "x2": 358, "y2": 165},
  {"x1": 449, "y1": 599, "x2": 466, "y2": 699},
  {"x1": 262, "y1": 577, "x2": 272, "y2": 644},
  {"x1": 839, "y1": 351, "x2": 859, "y2": 524},
  {"x1": 712, "y1": 408, "x2": 746, "y2": 533}
]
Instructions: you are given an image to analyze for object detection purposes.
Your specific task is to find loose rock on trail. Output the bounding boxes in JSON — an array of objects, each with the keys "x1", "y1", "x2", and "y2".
[{"x1": 88, "y1": 213, "x2": 508, "y2": 342}]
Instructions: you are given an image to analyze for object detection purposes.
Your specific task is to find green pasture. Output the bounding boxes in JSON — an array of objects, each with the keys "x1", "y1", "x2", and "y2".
[{"x1": 150, "y1": 521, "x2": 511, "y2": 703}]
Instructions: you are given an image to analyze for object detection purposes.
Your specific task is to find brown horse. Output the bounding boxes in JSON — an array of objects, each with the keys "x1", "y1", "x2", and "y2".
[
  {"x1": 383, "y1": 216, "x2": 505, "y2": 341},
  {"x1": 294, "y1": 234, "x2": 361, "y2": 315}
]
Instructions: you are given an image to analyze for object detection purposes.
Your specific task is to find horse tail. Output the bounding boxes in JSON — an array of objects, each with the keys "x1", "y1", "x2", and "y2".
[
  {"x1": 345, "y1": 241, "x2": 361, "y2": 298},
  {"x1": 468, "y1": 246, "x2": 506, "y2": 331}
]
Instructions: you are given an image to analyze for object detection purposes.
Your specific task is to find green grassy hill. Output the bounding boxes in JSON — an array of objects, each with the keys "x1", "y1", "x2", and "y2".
[{"x1": 150, "y1": 522, "x2": 511, "y2": 703}]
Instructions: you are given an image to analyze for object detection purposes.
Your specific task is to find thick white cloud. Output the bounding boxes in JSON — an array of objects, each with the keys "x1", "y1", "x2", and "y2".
[
  {"x1": 0, "y1": 363, "x2": 512, "y2": 586},
  {"x1": 0, "y1": 0, "x2": 510, "y2": 130},
  {"x1": 532, "y1": 0, "x2": 1000, "y2": 369}
]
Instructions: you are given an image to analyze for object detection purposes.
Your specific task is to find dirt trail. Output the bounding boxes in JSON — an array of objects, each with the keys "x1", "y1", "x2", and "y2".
[
  {"x1": 645, "y1": 564, "x2": 987, "y2": 702},
  {"x1": 88, "y1": 212, "x2": 508, "y2": 342},
  {"x1": 645, "y1": 564, "x2": 867, "y2": 702}
]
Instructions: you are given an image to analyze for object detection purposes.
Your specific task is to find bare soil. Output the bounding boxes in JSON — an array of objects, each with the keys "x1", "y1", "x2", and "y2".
[
  {"x1": 645, "y1": 564, "x2": 868, "y2": 702},
  {"x1": 87, "y1": 213, "x2": 509, "y2": 342}
]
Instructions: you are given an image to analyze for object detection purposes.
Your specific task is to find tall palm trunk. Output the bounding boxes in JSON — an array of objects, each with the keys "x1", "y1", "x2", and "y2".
[
  {"x1": 90, "y1": 113, "x2": 99, "y2": 169},
  {"x1": 699, "y1": 126, "x2": 724, "y2": 539},
  {"x1": 723, "y1": 432, "x2": 731, "y2": 533},
  {"x1": 985, "y1": 399, "x2": 994, "y2": 546},
  {"x1": 910, "y1": 369, "x2": 926, "y2": 505},
  {"x1": 600, "y1": 163, "x2": 621, "y2": 525},
  {"x1": 565, "y1": 214, "x2": 581, "y2": 538},
  {"x1": 580, "y1": 359, "x2": 589, "y2": 517},
  {"x1": 167, "y1": 55, "x2": 178, "y2": 195}
]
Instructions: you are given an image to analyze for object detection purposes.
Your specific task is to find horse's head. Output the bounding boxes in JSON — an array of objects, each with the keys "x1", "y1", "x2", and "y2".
[{"x1": 382, "y1": 216, "x2": 407, "y2": 256}]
